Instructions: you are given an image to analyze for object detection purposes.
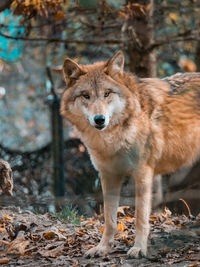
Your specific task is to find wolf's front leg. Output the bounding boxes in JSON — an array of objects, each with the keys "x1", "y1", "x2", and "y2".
[
  {"x1": 128, "y1": 166, "x2": 153, "y2": 258},
  {"x1": 85, "y1": 172, "x2": 123, "y2": 257}
]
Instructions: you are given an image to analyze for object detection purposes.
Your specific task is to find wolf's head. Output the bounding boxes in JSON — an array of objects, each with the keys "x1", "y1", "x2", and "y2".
[{"x1": 61, "y1": 51, "x2": 132, "y2": 131}]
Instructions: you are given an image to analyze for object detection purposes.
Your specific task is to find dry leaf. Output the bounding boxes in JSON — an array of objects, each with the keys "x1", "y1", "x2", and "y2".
[
  {"x1": 58, "y1": 228, "x2": 66, "y2": 233},
  {"x1": 178, "y1": 58, "x2": 197, "y2": 72},
  {"x1": 3, "y1": 214, "x2": 12, "y2": 221},
  {"x1": 73, "y1": 259, "x2": 79, "y2": 266},
  {"x1": 164, "y1": 207, "x2": 172, "y2": 218},
  {"x1": 188, "y1": 263, "x2": 200, "y2": 267},
  {"x1": 150, "y1": 214, "x2": 158, "y2": 221},
  {"x1": 185, "y1": 256, "x2": 196, "y2": 261},
  {"x1": 76, "y1": 230, "x2": 85, "y2": 236},
  {"x1": 115, "y1": 230, "x2": 128, "y2": 241},
  {"x1": 30, "y1": 234, "x2": 40, "y2": 241},
  {"x1": 39, "y1": 243, "x2": 65, "y2": 258},
  {"x1": 43, "y1": 227, "x2": 67, "y2": 241},
  {"x1": 66, "y1": 237, "x2": 75, "y2": 245},
  {"x1": 117, "y1": 206, "x2": 130, "y2": 216},
  {"x1": 117, "y1": 221, "x2": 125, "y2": 232},
  {"x1": 169, "y1": 13, "x2": 178, "y2": 21},
  {"x1": 123, "y1": 216, "x2": 134, "y2": 222},
  {"x1": 6, "y1": 236, "x2": 30, "y2": 255},
  {"x1": 0, "y1": 257, "x2": 9, "y2": 264},
  {"x1": 100, "y1": 226, "x2": 104, "y2": 233},
  {"x1": 43, "y1": 231, "x2": 55, "y2": 240},
  {"x1": 0, "y1": 225, "x2": 6, "y2": 233},
  {"x1": 54, "y1": 11, "x2": 65, "y2": 21}
]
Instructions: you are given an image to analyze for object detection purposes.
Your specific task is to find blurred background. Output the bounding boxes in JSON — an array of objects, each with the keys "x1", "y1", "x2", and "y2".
[{"x1": 0, "y1": 0, "x2": 200, "y2": 216}]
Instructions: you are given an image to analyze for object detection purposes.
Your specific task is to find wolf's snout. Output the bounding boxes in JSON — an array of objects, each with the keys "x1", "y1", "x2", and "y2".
[{"x1": 94, "y1": 115, "x2": 105, "y2": 125}]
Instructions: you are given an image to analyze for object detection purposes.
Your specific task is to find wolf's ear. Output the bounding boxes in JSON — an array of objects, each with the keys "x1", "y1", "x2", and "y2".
[
  {"x1": 105, "y1": 51, "x2": 124, "y2": 76},
  {"x1": 63, "y1": 58, "x2": 85, "y2": 86}
]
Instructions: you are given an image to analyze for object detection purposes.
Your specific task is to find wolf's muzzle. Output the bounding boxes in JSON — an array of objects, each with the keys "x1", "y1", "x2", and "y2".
[{"x1": 94, "y1": 115, "x2": 105, "y2": 130}]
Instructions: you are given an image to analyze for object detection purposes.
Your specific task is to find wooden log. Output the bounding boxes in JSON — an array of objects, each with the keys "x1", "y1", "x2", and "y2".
[{"x1": 0, "y1": 159, "x2": 13, "y2": 196}]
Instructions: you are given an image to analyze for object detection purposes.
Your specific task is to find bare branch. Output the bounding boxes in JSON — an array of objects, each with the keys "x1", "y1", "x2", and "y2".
[
  {"x1": 0, "y1": 28, "x2": 199, "y2": 50},
  {"x1": 148, "y1": 30, "x2": 200, "y2": 51},
  {"x1": 0, "y1": 32, "x2": 123, "y2": 45}
]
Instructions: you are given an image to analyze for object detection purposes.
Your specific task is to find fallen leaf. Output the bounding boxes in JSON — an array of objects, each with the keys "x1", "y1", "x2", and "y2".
[
  {"x1": 100, "y1": 226, "x2": 104, "y2": 233},
  {"x1": 43, "y1": 231, "x2": 56, "y2": 240},
  {"x1": 73, "y1": 259, "x2": 79, "y2": 266},
  {"x1": 185, "y1": 256, "x2": 196, "y2": 261},
  {"x1": 29, "y1": 234, "x2": 40, "y2": 241},
  {"x1": 123, "y1": 216, "x2": 134, "y2": 222},
  {"x1": 6, "y1": 236, "x2": 30, "y2": 255},
  {"x1": 115, "y1": 230, "x2": 128, "y2": 241},
  {"x1": 53, "y1": 11, "x2": 65, "y2": 21},
  {"x1": 3, "y1": 214, "x2": 12, "y2": 221},
  {"x1": 188, "y1": 263, "x2": 200, "y2": 267},
  {"x1": 169, "y1": 12, "x2": 178, "y2": 21},
  {"x1": 0, "y1": 225, "x2": 6, "y2": 233},
  {"x1": 58, "y1": 228, "x2": 66, "y2": 233},
  {"x1": 117, "y1": 206, "x2": 130, "y2": 216},
  {"x1": 117, "y1": 221, "x2": 125, "y2": 232},
  {"x1": 66, "y1": 237, "x2": 75, "y2": 245},
  {"x1": 43, "y1": 228, "x2": 67, "y2": 241},
  {"x1": 164, "y1": 207, "x2": 172, "y2": 218},
  {"x1": 0, "y1": 257, "x2": 9, "y2": 264},
  {"x1": 150, "y1": 214, "x2": 158, "y2": 221},
  {"x1": 39, "y1": 243, "x2": 65, "y2": 258},
  {"x1": 76, "y1": 229, "x2": 86, "y2": 236}
]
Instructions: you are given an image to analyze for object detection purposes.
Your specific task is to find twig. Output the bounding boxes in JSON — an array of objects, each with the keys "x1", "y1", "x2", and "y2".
[
  {"x1": 0, "y1": 240, "x2": 9, "y2": 245},
  {"x1": 0, "y1": 32, "x2": 123, "y2": 45},
  {"x1": 148, "y1": 30, "x2": 200, "y2": 51},
  {"x1": 179, "y1": 198, "x2": 192, "y2": 217},
  {"x1": 24, "y1": 246, "x2": 38, "y2": 253}
]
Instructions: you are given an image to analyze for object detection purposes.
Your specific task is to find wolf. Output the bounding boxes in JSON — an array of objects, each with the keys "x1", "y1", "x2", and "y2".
[{"x1": 61, "y1": 51, "x2": 200, "y2": 258}]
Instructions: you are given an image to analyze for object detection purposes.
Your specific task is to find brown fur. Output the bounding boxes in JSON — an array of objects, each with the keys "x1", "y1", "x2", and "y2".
[{"x1": 61, "y1": 51, "x2": 200, "y2": 258}]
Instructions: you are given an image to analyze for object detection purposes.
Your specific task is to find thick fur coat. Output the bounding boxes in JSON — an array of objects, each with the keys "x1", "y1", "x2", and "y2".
[{"x1": 61, "y1": 51, "x2": 200, "y2": 258}]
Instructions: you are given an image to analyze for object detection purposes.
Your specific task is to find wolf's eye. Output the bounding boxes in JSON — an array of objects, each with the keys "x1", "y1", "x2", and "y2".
[
  {"x1": 104, "y1": 91, "x2": 111, "y2": 98},
  {"x1": 82, "y1": 94, "x2": 90, "y2": 100}
]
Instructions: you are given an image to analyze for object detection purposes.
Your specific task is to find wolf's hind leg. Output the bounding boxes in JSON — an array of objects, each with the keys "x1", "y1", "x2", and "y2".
[
  {"x1": 128, "y1": 165, "x2": 153, "y2": 258},
  {"x1": 85, "y1": 172, "x2": 123, "y2": 257}
]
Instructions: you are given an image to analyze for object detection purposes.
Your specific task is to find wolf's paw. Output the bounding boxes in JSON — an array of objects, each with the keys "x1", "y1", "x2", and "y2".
[
  {"x1": 127, "y1": 246, "x2": 146, "y2": 259},
  {"x1": 85, "y1": 244, "x2": 111, "y2": 258}
]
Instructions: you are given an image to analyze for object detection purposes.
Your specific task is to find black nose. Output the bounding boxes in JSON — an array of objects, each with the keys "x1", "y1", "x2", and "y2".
[{"x1": 94, "y1": 115, "x2": 105, "y2": 125}]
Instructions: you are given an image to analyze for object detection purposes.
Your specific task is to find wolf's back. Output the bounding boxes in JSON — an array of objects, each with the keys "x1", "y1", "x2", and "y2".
[{"x1": 163, "y1": 72, "x2": 200, "y2": 95}]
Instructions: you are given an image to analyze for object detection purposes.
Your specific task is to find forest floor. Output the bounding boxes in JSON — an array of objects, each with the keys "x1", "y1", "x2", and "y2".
[{"x1": 0, "y1": 206, "x2": 199, "y2": 267}]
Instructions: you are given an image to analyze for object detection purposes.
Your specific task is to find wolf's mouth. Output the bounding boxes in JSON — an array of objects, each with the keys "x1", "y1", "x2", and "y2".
[{"x1": 95, "y1": 125, "x2": 105, "y2": 130}]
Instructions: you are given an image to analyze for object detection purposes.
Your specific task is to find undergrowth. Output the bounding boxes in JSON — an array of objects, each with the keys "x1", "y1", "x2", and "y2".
[{"x1": 55, "y1": 206, "x2": 81, "y2": 225}]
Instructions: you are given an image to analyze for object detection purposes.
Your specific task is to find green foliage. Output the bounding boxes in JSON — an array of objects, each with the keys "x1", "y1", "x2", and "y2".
[{"x1": 55, "y1": 206, "x2": 81, "y2": 225}]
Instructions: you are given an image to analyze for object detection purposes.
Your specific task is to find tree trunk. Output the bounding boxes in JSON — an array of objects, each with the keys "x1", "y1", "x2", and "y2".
[
  {"x1": 127, "y1": 0, "x2": 156, "y2": 77},
  {"x1": 0, "y1": 0, "x2": 13, "y2": 12},
  {"x1": 195, "y1": 41, "x2": 200, "y2": 72}
]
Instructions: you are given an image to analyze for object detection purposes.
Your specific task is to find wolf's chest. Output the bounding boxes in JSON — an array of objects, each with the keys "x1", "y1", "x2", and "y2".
[{"x1": 90, "y1": 146, "x2": 140, "y2": 175}]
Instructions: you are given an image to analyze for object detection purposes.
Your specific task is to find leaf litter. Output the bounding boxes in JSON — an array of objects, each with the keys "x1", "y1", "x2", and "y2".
[{"x1": 0, "y1": 206, "x2": 199, "y2": 266}]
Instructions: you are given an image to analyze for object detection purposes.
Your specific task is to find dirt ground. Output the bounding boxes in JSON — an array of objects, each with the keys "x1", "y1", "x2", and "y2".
[{"x1": 0, "y1": 207, "x2": 199, "y2": 267}]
